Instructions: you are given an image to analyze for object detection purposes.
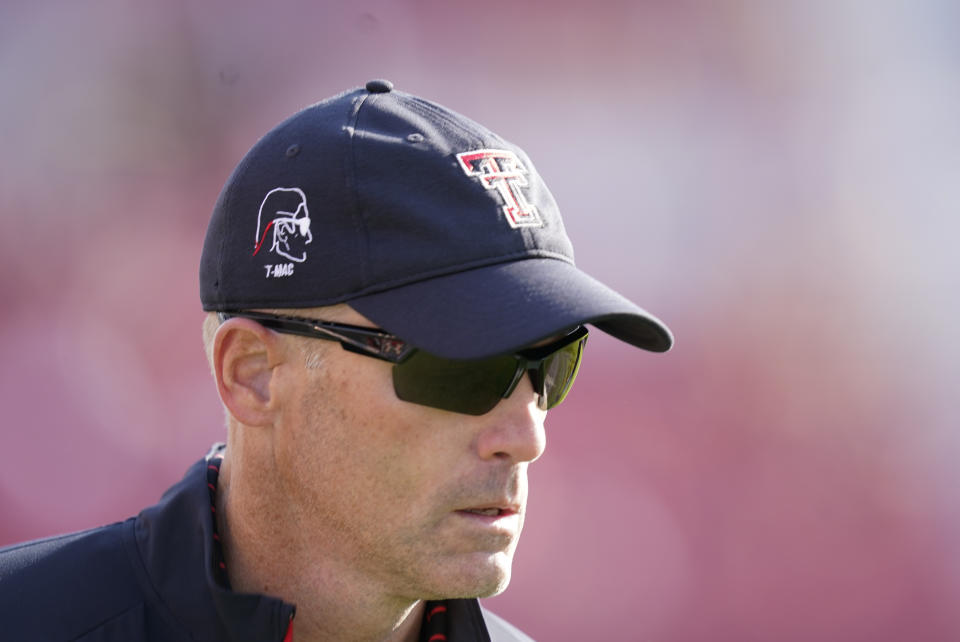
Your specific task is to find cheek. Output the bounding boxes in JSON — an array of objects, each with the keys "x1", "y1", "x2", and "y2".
[
  {"x1": 280, "y1": 360, "x2": 460, "y2": 527},
  {"x1": 341, "y1": 398, "x2": 458, "y2": 509}
]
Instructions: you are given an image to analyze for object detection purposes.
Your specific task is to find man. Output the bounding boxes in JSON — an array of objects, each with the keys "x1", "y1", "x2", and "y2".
[{"x1": 0, "y1": 79, "x2": 672, "y2": 641}]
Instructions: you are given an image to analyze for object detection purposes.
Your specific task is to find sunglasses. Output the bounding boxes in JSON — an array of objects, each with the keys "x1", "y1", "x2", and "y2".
[{"x1": 218, "y1": 311, "x2": 588, "y2": 416}]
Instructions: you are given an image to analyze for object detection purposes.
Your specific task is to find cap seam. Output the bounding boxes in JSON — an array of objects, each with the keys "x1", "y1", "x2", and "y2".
[
  {"x1": 344, "y1": 92, "x2": 370, "y2": 288},
  {"x1": 402, "y1": 95, "x2": 492, "y2": 148},
  {"x1": 352, "y1": 249, "x2": 573, "y2": 294},
  {"x1": 201, "y1": 251, "x2": 573, "y2": 311}
]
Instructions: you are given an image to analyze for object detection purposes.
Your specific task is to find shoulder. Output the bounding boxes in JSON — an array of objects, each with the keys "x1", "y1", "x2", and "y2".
[
  {"x1": 481, "y1": 607, "x2": 537, "y2": 642},
  {"x1": 0, "y1": 521, "x2": 151, "y2": 639}
]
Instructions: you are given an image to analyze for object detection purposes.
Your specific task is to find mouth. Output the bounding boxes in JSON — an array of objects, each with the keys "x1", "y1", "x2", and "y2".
[
  {"x1": 455, "y1": 498, "x2": 522, "y2": 521},
  {"x1": 458, "y1": 507, "x2": 516, "y2": 518}
]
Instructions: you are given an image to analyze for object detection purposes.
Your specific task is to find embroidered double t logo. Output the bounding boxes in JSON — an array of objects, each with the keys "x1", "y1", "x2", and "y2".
[{"x1": 456, "y1": 149, "x2": 542, "y2": 228}]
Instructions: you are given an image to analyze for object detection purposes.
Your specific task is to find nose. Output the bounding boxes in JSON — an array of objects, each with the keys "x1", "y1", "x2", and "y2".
[{"x1": 474, "y1": 373, "x2": 547, "y2": 463}]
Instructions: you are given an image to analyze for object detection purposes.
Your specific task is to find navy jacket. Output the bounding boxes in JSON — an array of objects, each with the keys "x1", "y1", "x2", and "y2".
[{"x1": 0, "y1": 450, "x2": 532, "y2": 641}]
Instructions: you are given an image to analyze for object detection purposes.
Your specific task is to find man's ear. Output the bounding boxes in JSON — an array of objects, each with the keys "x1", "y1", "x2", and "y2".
[{"x1": 213, "y1": 318, "x2": 284, "y2": 427}]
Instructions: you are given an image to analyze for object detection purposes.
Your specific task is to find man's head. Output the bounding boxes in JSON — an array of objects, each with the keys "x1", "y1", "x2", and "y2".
[
  {"x1": 198, "y1": 79, "x2": 672, "y2": 601},
  {"x1": 209, "y1": 302, "x2": 547, "y2": 600}
]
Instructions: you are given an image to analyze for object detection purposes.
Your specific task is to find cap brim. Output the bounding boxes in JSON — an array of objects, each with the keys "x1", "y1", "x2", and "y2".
[{"x1": 348, "y1": 258, "x2": 673, "y2": 359}]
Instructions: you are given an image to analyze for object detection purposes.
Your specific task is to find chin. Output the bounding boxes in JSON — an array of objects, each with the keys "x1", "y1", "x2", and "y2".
[
  {"x1": 472, "y1": 572, "x2": 512, "y2": 598},
  {"x1": 420, "y1": 552, "x2": 514, "y2": 600}
]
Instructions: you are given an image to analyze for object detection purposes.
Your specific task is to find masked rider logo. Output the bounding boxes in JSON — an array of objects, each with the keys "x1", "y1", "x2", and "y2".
[{"x1": 253, "y1": 187, "x2": 313, "y2": 263}]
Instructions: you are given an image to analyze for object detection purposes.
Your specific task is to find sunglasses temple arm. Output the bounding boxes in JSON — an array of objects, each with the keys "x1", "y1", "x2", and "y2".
[{"x1": 340, "y1": 341, "x2": 405, "y2": 364}]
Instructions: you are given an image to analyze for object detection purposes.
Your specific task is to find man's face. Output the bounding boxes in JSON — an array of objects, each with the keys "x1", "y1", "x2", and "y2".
[{"x1": 270, "y1": 306, "x2": 547, "y2": 601}]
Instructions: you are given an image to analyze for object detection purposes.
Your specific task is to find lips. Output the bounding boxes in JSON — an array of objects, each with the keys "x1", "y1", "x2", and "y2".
[
  {"x1": 462, "y1": 507, "x2": 510, "y2": 517},
  {"x1": 453, "y1": 499, "x2": 523, "y2": 541},
  {"x1": 451, "y1": 478, "x2": 524, "y2": 521},
  {"x1": 456, "y1": 501, "x2": 521, "y2": 519}
]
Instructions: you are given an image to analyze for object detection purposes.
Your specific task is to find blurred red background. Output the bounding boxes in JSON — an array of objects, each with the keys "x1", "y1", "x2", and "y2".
[{"x1": 3, "y1": 1, "x2": 960, "y2": 640}]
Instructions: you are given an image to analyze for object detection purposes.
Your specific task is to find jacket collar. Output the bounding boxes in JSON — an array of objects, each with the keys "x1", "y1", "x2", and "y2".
[{"x1": 133, "y1": 448, "x2": 294, "y2": 641}]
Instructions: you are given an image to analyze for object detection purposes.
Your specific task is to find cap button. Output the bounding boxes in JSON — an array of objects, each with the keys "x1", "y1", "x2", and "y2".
[{"x1": 365, "y1": 79, "x2": 394, "y2": 94}]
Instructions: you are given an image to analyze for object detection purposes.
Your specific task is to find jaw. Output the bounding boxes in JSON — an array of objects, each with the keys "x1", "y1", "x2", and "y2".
[{"x1": 398, "y1": 549, "x2": 516, "y2": 601}]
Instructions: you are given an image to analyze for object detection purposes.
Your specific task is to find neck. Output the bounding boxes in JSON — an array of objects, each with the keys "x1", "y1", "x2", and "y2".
[{"x1": 216, "y1": 443, "x2": 425, "y2": 642}]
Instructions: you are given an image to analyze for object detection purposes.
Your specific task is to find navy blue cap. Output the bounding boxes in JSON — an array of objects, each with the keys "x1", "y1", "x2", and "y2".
[{"x1": 199, "y1": 80, "x2": 672, "y2": 358}]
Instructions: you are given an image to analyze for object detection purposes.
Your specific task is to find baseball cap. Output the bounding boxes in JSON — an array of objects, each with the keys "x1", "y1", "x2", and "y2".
[{"x1": 199, "y1": 79, "x2": 673, "y2": 359}]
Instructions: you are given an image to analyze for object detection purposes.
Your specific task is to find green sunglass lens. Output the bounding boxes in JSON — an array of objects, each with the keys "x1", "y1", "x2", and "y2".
[
  {"x1": 393, "y1": 352, "x2": 517, "y2": 415},
  {"x1": 392, "y1": 329, "x2": 587, "y2": 416},
  {"x1": 540, "y1": 340, "x2": 585, "y2": 409}
]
